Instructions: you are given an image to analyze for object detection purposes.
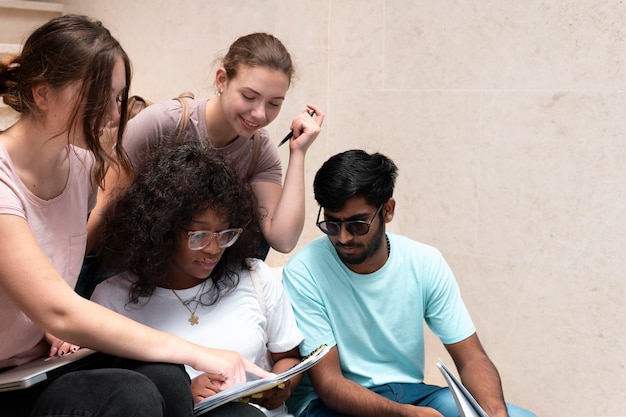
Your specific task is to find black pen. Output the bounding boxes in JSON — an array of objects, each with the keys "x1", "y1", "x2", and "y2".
[{"x1": 278, "y1": 110, "x2": 316, "y2": 147}]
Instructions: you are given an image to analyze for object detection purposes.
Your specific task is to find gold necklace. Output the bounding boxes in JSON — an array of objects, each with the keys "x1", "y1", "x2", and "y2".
[{"x1": 166, "y1": 279, "x2": 207, "y2": 326}]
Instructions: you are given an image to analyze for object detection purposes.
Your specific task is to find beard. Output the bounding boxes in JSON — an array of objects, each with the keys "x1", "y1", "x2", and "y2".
[{"x1": 334, "y1": 221, "x2": 385, "y2": 265}]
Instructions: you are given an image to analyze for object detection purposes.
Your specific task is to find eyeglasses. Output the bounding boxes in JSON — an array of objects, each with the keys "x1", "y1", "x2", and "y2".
[
  {"x1": 316, "y1": 205, "x2": 383, "y2": 237},
  {"x1": 186, "y1": 228, "x2": 243, "y2": 250}
]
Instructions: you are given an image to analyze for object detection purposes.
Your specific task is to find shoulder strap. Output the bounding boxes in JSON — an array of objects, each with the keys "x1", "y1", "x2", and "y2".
[
  {"x1": 127, "y1": 95, "x2": 152, "y2": 118},
  {"x1": 249, "y1": 264, "x2": 273, "y2": 369},
  {"x1": 245, "y1": 131, "x2": 261, "y2": 179},
  {"x1": 174, "y1": 91, "x2": 195, "y2": 142},
  {"x1": 249, "y1": 265, "x2": 267, "y2": 316}
]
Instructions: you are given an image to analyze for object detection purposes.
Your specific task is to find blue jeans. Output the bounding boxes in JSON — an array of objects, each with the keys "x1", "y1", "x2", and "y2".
[{"x1": 302, "y1": 382, "x2": 536, "y2": 417}]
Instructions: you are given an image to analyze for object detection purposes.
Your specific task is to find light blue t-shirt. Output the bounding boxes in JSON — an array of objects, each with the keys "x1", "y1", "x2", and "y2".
[{"x1": 282, "y1": 233, "x2": 476, "y2": 416}]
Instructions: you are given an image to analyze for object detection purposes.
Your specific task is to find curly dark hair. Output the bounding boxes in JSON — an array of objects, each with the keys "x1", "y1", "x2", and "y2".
[{"x1": 98, "y1": 139, "x2": 261, "y2": 305}]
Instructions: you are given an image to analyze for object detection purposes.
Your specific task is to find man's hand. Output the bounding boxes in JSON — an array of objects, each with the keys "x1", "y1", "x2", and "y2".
[{"x1": 247, "y1": 379, "x2": 292, "y2": 411}]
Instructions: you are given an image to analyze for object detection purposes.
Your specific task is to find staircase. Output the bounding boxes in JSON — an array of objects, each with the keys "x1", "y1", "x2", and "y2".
[{"x1": 0, "y1": 0, "x2": 63, "y2": 129}]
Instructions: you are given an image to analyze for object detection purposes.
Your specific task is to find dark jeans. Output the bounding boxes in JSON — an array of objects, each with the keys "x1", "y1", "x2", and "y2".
[
  {"x1": 109, "y1": 358, "x2": 194, "y2": 417},
  {"x1": 0, "y1": 359, "x2": 175, "y2": 417},
  {"x1": 0, "y1": 356, "x2": 267, "y2": 417}
]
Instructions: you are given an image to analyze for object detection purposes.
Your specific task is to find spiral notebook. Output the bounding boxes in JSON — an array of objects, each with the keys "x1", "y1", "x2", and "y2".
[{"x1": 0, "y1": 348, "x2": 100, "y2": 392}]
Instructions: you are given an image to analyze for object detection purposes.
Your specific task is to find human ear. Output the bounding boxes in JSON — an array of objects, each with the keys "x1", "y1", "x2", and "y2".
[
  {"x1": 215, "y1": 68, "x2": 228, "y2": 94},
  {"x1": 31, "y1": 83, "x2": 50, "y2": 110},
  {"x1": 383, "y1": 198, "x2": 396, "y2": 223}
]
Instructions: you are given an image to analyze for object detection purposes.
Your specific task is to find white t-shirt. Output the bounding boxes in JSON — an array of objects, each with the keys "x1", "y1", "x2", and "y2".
[{"x1": 92, "y1": 259, "x2": 303, "y2": 378}]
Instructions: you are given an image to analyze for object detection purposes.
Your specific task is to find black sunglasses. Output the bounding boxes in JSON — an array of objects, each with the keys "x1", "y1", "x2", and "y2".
[{"x1": 316, "y1": 205, "x2": 383, "y2": 237}]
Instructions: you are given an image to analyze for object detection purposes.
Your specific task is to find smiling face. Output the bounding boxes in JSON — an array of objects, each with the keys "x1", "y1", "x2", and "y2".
[
  {"x1": 167, "y1": 206, "x2": 231, "y2": 289},
  {"x1": 217, "y1": 64, "x2": 290, "y2": 138}
]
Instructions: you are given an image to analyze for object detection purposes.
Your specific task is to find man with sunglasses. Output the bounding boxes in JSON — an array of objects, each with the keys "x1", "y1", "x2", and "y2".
[{"x1": 282, "y1": 150, "x2": 535, "y2": 417}]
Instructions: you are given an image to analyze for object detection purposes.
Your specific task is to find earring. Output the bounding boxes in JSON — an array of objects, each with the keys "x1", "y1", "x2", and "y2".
[{"x1": 217, "y1": 90, "x2": 222, "y2": 96}]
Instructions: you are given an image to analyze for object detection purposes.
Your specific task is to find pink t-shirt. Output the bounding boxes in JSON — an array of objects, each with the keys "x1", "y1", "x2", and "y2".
[{"x1": 0, "y1": 142, "x2": 96, "y2": 367}]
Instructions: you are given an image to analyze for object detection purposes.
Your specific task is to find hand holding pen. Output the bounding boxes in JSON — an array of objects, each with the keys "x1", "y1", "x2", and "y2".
[{"x1": 279, "y1": 105, "x2": 324, "y2": 147}]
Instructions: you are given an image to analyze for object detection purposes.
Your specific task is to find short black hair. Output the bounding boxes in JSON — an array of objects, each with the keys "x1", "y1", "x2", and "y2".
[{"x1": 313, "y1": 149, "x2": 398, "y2": 210}]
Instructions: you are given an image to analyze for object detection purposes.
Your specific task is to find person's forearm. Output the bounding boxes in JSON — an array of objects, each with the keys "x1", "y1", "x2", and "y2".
[
  {"x1": 459, "y1": 357, "x2": 509, "y2": 417},
  {"x1": 39, "y1": 285, "x2": 192, "y2": 363},
  {"x1": 25, "y1": 276, "x2": 208, "y2": 372},
  {"x1": 265, "y1": 151, "x2": 306, "y2": 252},
  {"x1": 270, "y1": 356, "x2": 302, "y2": 398},
  {"x1": 316, "y1": 377, "x2": 416, "y2": 417},
  {"x1": 41, "y1": 288, "x2": 270, "y2": 383},
  {"x1": 271, "y1": 356, "x2": 300, "y2": 374}
]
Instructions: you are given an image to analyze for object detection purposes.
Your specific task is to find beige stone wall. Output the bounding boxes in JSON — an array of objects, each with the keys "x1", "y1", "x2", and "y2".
[{"x1": 5, "y1": 1, "x2": 626, "y2": 415}]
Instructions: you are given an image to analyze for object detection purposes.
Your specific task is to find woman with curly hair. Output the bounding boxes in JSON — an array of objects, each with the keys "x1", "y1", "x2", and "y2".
[{"x1": 92, "y1": 139, "x2": 304, "y2": 417}]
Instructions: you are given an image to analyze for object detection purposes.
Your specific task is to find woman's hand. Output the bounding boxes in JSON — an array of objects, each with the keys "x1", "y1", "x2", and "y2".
[
  {"x1": 44, "y1": 332, "x2": 80, "y2": 357},
  {"x1": 191, "y1": 373, "x2": 223, "y2": 404},
  {"x1": 287, "y1": 104, "x2": 324, "y2": 154},
  {"x1": 192, "y1": 347, "x2": 272, "y2": 391}
]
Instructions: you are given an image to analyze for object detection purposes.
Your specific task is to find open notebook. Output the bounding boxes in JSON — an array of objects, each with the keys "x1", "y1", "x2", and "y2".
[
  {"x1": 0, "y1": 348, "x2": 101, "y2": 392},
  {"x1": 194, "y1": 344, "x2": 330, "y2": 415}
]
